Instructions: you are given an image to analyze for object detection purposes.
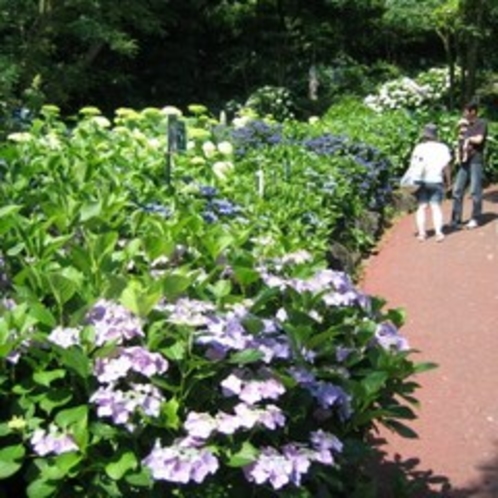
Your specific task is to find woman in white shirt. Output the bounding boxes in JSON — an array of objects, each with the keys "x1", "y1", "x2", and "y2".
[{"x1": 410, "y1": 123, "x2": 452, "y2": 242}]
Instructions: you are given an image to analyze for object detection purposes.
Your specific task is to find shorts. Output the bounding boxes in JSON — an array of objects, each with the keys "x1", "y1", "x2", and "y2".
[{"x1": 416, "y1": 182, "x2": 444, "y2": 204}]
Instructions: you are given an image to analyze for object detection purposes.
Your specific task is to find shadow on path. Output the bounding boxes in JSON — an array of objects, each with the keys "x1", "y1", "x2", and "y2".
[{"x1": 368, "y1": 438, "x2": 498, "y2": 497}]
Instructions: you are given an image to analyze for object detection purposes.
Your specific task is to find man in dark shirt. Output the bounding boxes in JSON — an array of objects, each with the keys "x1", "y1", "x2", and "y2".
[{"x1": 450, "y1": 101, "x2": 488, "y2": 229}]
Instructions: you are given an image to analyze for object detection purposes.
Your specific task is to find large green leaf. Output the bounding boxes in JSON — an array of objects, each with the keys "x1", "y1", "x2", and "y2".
[
  {"x1": 226, "y1": 442, "x2": 257, "y2": 467},
  {"x1": 105, "y1": 451, "x2": 138, "y2": 480},
  {"x1": 33, "y1": 369, "x2": 66, "y2": 387},
  {"x1": 0, "y1": 444, "x2": 25, "y2": 478},
  {"x1": 46, "y1": 267, "x2": 84, "y2": 305},
  {"x1": 120, "y1": 280, "x2": 161, "y2": 317}
]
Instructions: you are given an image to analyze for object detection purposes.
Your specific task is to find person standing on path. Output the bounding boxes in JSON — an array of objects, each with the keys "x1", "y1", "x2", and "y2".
[
  {"x1": 450, "y1": 100, "x2": 488, "y2": 229},
  {"x1": 410, "y1": 123, "x2": 452, "y2": 242}
]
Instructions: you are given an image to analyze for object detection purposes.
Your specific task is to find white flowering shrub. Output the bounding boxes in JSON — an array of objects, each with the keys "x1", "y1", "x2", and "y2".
[
  {"x1": 244, "y1": 85, "x2": 296, "y2": 122},
  {"x1": 364, "y1": 67, "x2": 457, "y2": 113}
]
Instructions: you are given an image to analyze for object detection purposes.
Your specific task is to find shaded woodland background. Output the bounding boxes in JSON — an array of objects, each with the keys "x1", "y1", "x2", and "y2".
[{"x1": 1, "y1": 0, "x2": 498, "y2": 119}]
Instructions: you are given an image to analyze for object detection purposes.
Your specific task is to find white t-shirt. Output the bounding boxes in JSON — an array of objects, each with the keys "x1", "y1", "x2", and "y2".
[{"x1": 409, "y1": 141, "x2": 452, "y2": 183}]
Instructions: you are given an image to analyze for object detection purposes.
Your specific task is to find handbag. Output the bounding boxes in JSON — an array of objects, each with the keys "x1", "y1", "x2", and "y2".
[{"x1": 399, "y1": 155, "x2": 426, "y2": 192}]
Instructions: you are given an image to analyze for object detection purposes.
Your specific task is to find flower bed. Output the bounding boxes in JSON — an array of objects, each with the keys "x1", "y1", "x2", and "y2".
[{"x1": 0, "y1": 104, "x2": 432, "y2": 497}]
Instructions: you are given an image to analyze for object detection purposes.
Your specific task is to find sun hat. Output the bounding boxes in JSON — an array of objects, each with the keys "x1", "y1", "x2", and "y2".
[{"x1": 422, "y1": 123, "x2": 438, "y2": 140}]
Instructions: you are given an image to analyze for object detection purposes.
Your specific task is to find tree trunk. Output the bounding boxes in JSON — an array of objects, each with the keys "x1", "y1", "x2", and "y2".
[{"x1": 462, "y1": 0, "x2": 487, "y2": 102}]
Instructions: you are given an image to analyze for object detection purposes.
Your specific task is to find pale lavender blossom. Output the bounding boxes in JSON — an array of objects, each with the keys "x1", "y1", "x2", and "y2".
[
  {"x1": 281, "y1": 444, "x2": 313, "y2": 485},
  {"x1": 243, "y1": 447, "x2": 294, "y2": 489},
  {"x1": 31, "y1": 426, "x2": 78, "y2": 456},
  {"x1": 257, "y1": 404, "x2": 286, "y2": 430},
  {"x1": 214, "y1": 412, "x2": 240, "y2": 435},
  {"x1": 279, "y1": 250, "x2": 313, "y2": 265},
  {"x1": 0, "y1": 297, "x2": 16, "y2": 310},
  {"x1": 288, "y1": 366, "x2": 316, "y2": 385},
  {"x1": 47, "y1": 326, "x2": 81, "y2": 348},
  {"x1": 220, "y1": 373, "x2": 244, "y2": 397},
  {"x1": 94, "y1": 346, "x2": 168, "y2": 384},
  {"x1": 184, "y1": 412, "x2": 218, "y2": 439},
  {"x1": 373, "y1": 321, "x2": 409, "y2": 352},
  {"x1": 310, "y1": 429, "x2": 343, "y2": 464},
  {"x1": 289, "y1": 368, "x2": 352, "y2": 420},
  {"x1": 232, "y1": 402, "x2": 260, "y2": 429},
  {"x1": 90, "y1": 383, "x2": 164, "y2": 425},
  {"x1": 232, "y1": 402, "x2": 286, "y2": 431},
  {"x1": 86, "y1": 299, "x2": 144, "y2": 346},
  {"x1": 275, "y1": 307, "x2": 288, "y2": 323},
  {"x1": 259, "y1": 271, "x2": 287, "y2": 290},
  {"x1": 220, "y1": 370, "x2": 285, "y2": 405},
  {"x1": 335, "y1": 346, "x2": 353, "y2": 363},
  {"x1": 254, "y1": 336, "x2": 292, "y2": 363},
  {"x1": 195, "y1": 314, "x2": 251, "y2": 358},
  {"x1": 162, "y1": 298, "x2": 215, "y2": 327},
  {"x1": 143, "y1": 438, "x2": 219, "y2": 484},
  {"x1": 239, "y1": 378, "x2": 285, "y2": 405}
]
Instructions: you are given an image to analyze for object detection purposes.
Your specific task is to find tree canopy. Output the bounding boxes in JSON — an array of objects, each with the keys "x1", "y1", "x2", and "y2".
[{"x1": 1, "y1": 0, "x2": 497, "y2": 117}]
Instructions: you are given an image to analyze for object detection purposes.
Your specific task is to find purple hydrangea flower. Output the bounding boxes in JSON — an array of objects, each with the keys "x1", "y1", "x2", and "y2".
[
  {"x1": 143, "y1": 438, "x2": 219, "y2": 484},
  {"x1": 243, "y1": 447, "x2": 295, "y2": 489},
  {"x1": 94, "y1": 346, "x2": 169, "y2": 384},
  {"x1": 86, "y1": 299, "x2": 144, "y2": 346},
  {"x1": 232, "y1": 402, "x2": 286, "y2": 431},
  {"x1": 47, "y1": 326, "x2": 81, "y2": 348},
  {"x1": 373, "y1": 321, "x2": 410, "y2": 352},
  {"x1": 310, "y1": 429, "x2": 343, "y2": 464},
  {"x1": 221, "y1": 370, "x2": 285, "y2": 405},
  {"x1": 31, "y1": 426, "x2": 78, "y2": 456},
  {"x1": 162, "y1": 298, "x2": 215, "y2": 327},
  {"x1": 184, "y1": 412, "x2": 218, "y2": 439},
  {"x1": 90, "y1": 383, "x2": 164, "y2": 426},
  {"x1": 195, "y1": 314, "x2": 251, "y2": 358}
]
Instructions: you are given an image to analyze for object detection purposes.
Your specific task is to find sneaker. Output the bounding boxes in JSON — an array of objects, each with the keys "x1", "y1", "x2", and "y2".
[
  {"x1": 466, "y1": 219, "x2": 478, "y2": 229},
  {"x1": 435, "y1": 233, "x2": 445, "y2": 242},
  {"x1": 417, "y1": 233, "x2": 426, "y2": 241},
  {"x1": 449, "y1": 220, "x2": 462, "y2": 230}
]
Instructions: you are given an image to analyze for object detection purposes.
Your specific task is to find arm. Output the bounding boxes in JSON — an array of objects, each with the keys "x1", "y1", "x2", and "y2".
[{"x1": 443, "y1": 163, "x2": 452, "y2": 189}]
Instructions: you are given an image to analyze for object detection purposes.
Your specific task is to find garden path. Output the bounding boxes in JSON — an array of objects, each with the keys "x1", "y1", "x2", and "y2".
[{"x1": 360, "y1": 184, "x2": 498, "y2": 498}]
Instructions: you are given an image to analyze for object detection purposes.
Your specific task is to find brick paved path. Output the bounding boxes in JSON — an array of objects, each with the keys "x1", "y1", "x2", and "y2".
[{"x1": 360, "y1": 185, "x2": 498, "y2": 497}]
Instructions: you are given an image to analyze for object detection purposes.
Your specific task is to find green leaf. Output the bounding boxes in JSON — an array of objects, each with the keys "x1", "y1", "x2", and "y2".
[
  {"x1": 0, "y1": 205, "x2": 22, "y2": 218},
  {"x1": 227, "y1": 442, "x2": 257, "y2": 467},
  {"x1": 229, "y1": 349, "x2": 264, "y2": 365},
  {"x1": 0, "y1": 444, "x2": 25, "y2": 479},
  {"x1": 58, "y1": 348, "x2": 91, "y2": 380},
  {"x1": 39, "y1": 389, "x2": 73, "y2": 414},
  {"x1": 28, "y1": 302, "x2": 57, "y2": 328},
  {"x1": 55, "y1": 405, "x2": 88, "y2": 430},
  {"x1": 0, "y1": 460, "x2": 22, "y2": 479},
  {"x1": 26, "y1": 479, "x2": 57, "y2": 498},
  {"x1": 120, "y1": 280, "x2": 161, "y2": 317},
  {"x1": 161, "y1": 273, "x2": 193, "y2": 300},
  {"x1": 46, "y1": 268, "x2": 83, "y2": 306},
  {"x1": 56, "y1": 405, "x2": 89, "y2": 448},
  {"x1": 162, "y1": 397, "x2": 181, "y2": 429},
  {"x1": 232, "y1": 266, "x2": 260, "y2": 286},
  {"x1": 208, "y1": 279, "x2": 232, "y2": 299},
  {"x1": 33, "y1": 369, "x2": 66, "y2": 387},
  {"x1": 35, "y1": 452, "x2": 81, "y2": 481},
  {"x1": 125, "y1": 468, "x2": 153, "y2": 487},
  {"x1": 414, "y1": 361, "x2": 438, "y2": 373},
  {"x1": 161, "y1": 341, "x2": 187, "y2": 361},
  {"x1": 361, "y1": 371, "x2": 388, "y2": 396},
  {"x1": 105, "y1": 451, "x2": 138, "y2": 480},
  {"x1": 79, "y1": 201, "x2": 102, "y2": 222}
]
